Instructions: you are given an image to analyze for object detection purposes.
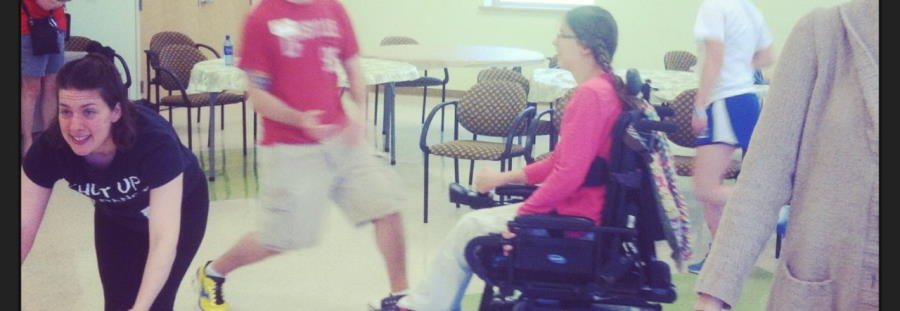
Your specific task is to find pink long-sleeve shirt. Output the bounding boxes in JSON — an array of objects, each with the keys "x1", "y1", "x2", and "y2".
[{"x1": 518, "y1": 72, "x2": 623, "y2": 224}]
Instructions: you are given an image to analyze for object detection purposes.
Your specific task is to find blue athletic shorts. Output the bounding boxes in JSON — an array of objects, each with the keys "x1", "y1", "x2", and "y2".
[
  {"x1": 695, "y1": 93, "x2": 761, "y2": 150},
  {"x1": 21, "y1": 32, "x2": 66, "y2": 77}
]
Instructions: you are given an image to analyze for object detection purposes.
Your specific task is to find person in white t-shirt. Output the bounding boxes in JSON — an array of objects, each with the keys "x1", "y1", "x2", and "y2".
[{"x1": 688, "y1": 0, "x2": 774, "y2": 274}]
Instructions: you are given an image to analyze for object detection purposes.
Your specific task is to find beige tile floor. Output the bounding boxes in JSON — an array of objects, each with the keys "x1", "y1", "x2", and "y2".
[{"x1": 21, "y1": 91, "x2": 778, "y2": 310}]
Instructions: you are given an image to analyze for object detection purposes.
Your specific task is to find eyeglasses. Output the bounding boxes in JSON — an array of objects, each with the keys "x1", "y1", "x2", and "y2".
[{"x1": 557, "y1": 32, "x2": 577, "y2": 39}]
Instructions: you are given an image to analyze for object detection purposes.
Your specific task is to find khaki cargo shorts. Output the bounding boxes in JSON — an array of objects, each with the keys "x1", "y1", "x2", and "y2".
[{"x1": 256, "y1": 132, "x2": 406, "y2": 251}]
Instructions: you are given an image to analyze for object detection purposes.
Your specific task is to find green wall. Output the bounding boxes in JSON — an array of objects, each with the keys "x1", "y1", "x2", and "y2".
[
  {"x1": 343, "y1": 0, "x2": 848, "y2": 92},
  {"x1": 66, "y1": 0, "x2": 140, "y2": 99}
]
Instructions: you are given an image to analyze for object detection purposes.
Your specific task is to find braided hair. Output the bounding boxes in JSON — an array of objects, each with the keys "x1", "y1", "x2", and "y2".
[{"x1": 565, "y1": 6, "x2": 639, "y2": 112}]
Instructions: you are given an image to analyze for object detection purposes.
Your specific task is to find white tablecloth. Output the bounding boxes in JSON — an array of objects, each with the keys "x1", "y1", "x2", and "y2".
[
  {"x1": 529, "y1": 68, "x2": 768, "y2": 103},
  {"x1": 64, "y1": 51, "x2": 87, "y2": 64},
  {"x1": 186, "y1": 57, "x2": 420, "y2": 94},
  {"x1": 363, "y1": 45, "x2": 545, "y2": 70}
]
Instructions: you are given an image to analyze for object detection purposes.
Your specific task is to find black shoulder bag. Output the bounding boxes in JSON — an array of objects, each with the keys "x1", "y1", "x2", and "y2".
[{"x1": 22, "y1": 1, "x2": 62, "y2": 55}]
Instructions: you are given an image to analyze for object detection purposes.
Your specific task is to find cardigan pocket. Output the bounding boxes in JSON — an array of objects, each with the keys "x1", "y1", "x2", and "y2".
[{"x1": 768, "y1": 260, "x2": 835, "y2": 311}]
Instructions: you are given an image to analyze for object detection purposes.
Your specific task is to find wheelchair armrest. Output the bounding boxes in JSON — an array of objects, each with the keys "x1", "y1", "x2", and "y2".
[
  {"x1": 494, "y1": 184, "x2": 538, "y2": 198},
  {"x1": 653, "y1": 104, "x2": 675, "y2": 119},
  {"x1": 510, "y1": 214, "x2": 596, "y2": 232}
]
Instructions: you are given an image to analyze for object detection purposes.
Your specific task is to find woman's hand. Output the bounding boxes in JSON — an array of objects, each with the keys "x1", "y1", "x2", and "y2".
[
  {"x1": 691, "y1": 102, "x2": 708, "y2": 136},
  {"x1": 474, "y1": 167, "x2": 506, "y2": 193},
  {"x1": 694, "y1": 293, "x2": 727, "y2": 311},
  {"x1": 691, "y1": 114, "x2": 708, "y2": 136},
  {"x1": 500, "y1": 229, "x2": 517, "y2": 256}
]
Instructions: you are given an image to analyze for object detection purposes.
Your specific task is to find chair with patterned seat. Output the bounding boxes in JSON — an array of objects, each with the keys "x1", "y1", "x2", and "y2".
[
  {"x1": 419, "y1": 80, "x2": 535, "y2": 223},
  {"x1": 476, "y1": 67, "x2": 555, "y2": 154},
  {"x1": 146, "y1": 33, "x2": 228, "y2": 133},
  {"x1": 145, "y1": 32, "x2": 221, "y2": 105},
  {"x1": 476, "y1": 67, "x2": 530, "y2": 96},
  {"x1": 155, "y1": 45, "x2": 249, "y2": 153},
  {"x1": 664, "y1": 50, "x2": 698, "y2": 72},
  {"x1": 64, "y1": 35, "x2": 93, "y2": 52}
]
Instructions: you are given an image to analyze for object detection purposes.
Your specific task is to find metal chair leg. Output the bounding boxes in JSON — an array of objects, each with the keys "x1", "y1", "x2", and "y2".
[
  {"x1": 440, "y1": 84, "x2": 446, "y2": 132},
  {"x1": 242, "y1": 101, "x2": 247, "y2": 155},
  {"x1": 186, "y1": 106, "x2": 193, "y2": 151},
  {"x1": 775, "y1": 233, "x2": 782, "y2": 258},
  {"x1": 469, "y1": 160, "x2": 476, "y2": 185},
  {"x1": 421, "y1": 86, "x2": 428, "y2": 124},
  {"x1": 454, "y1": 158, "x2": 461, "y2": 209},
  {"x1": 423, "y1": 154, "x2": 430, "y2": 223},
  {"x1": 374, "y1": 85, "x2": 379, "y2": 126}
]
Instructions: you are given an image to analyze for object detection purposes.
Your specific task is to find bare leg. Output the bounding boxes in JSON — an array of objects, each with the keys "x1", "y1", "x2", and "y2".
[
  {"x1": 40, "y1": 74, "x2": 59, "y2": 131},
  {"x1": 21, "y1": 76, "x2": 42, "y2": 154},
  {"x1": 373, "y1": 212, "x2": 408, "y2": 292},
  {"x1": 693, "y1": 144, "x2": 737, "y2": 238},
  {"x1": 210, "y1": 232, "x2": 282, "y2": 276}
]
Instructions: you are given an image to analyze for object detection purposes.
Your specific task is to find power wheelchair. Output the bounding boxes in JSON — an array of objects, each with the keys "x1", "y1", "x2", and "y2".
[{"x1": 449, "y1": 69, "x2": 685, "y2": 311}]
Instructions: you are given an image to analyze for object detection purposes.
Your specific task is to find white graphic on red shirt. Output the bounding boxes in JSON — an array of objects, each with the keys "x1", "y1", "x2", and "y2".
[
  {"x1": 268, "y1": 18, "x2": 341, "y2": 59},
  {"x1": 320, "y1": 46, "x2": 340, "y2": 73}
]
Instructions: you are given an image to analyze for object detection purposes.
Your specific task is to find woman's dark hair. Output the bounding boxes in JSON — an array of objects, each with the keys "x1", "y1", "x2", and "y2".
[
  {"x1": 566, "y1": 6, "x2": 639, "y2": 111},
  {"x1": 45, "y1": 51, "x2": 136, "y2": 150}
]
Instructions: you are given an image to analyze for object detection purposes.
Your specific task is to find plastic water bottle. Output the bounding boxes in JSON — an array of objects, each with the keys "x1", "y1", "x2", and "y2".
[{"x1": 223, "y1": 35, "x2": 234, "y2": 66}]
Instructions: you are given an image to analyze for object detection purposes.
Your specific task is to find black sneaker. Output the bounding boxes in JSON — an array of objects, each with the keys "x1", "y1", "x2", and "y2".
[{"x1": 370, "y1": 293, "x2": 409, "y2": 311}]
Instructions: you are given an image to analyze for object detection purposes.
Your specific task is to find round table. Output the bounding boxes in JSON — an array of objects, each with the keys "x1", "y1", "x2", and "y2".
[
  {"x1": 185, "y1": 57, "x2": 419, "y2": 180},
  {"x1": 64, "y1": 51, "x2": 88, "y2": 63},
  {"x1": 529, "y1": 68, "x2": 769, "y2": 104},
  {"x1": 363, "y1": 45, "x2": 546, "y2": 70}
]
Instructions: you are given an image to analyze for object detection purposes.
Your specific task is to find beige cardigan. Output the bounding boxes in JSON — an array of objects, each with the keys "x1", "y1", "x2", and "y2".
[{"x1": 694, "y1": 0, "x2": 878, "y2": 310}]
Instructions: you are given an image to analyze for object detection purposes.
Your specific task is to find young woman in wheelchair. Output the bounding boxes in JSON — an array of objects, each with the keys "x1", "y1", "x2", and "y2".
[{"x1": 386, "y1": 6, "x2": 638, "y2": 311}]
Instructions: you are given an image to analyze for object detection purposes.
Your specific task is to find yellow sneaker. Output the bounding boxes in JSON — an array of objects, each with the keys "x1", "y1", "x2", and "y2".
[{"x1": 196, "y1": 261, "x2": 230, "y2": 311}]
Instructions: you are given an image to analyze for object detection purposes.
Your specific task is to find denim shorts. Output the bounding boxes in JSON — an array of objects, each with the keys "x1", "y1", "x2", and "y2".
[{"x1": 21, "y1": 32, "x2": 66, "y2": 77}]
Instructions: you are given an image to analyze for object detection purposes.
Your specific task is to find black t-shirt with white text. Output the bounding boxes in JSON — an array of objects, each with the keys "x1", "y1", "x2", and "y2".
[{"x1": 24, "y1": 104, "x2": 207, "y2": 228}]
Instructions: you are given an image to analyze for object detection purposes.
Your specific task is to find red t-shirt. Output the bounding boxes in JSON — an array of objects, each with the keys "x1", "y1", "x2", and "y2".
[
  {"x1": 239, "y1": 0, "x2": 359, "y2": 145},
  {"x1": 21, "y1": 0, "x2": 69, "y2": 35},
  {"x1": 519, "y1": 73, "x2": 623, "y2": 225}
]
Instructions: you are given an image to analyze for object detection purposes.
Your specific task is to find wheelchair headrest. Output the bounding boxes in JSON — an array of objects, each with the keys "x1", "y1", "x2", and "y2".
[{"x1": 625, "y1": 69, "x2": 642, "y2": 96}]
